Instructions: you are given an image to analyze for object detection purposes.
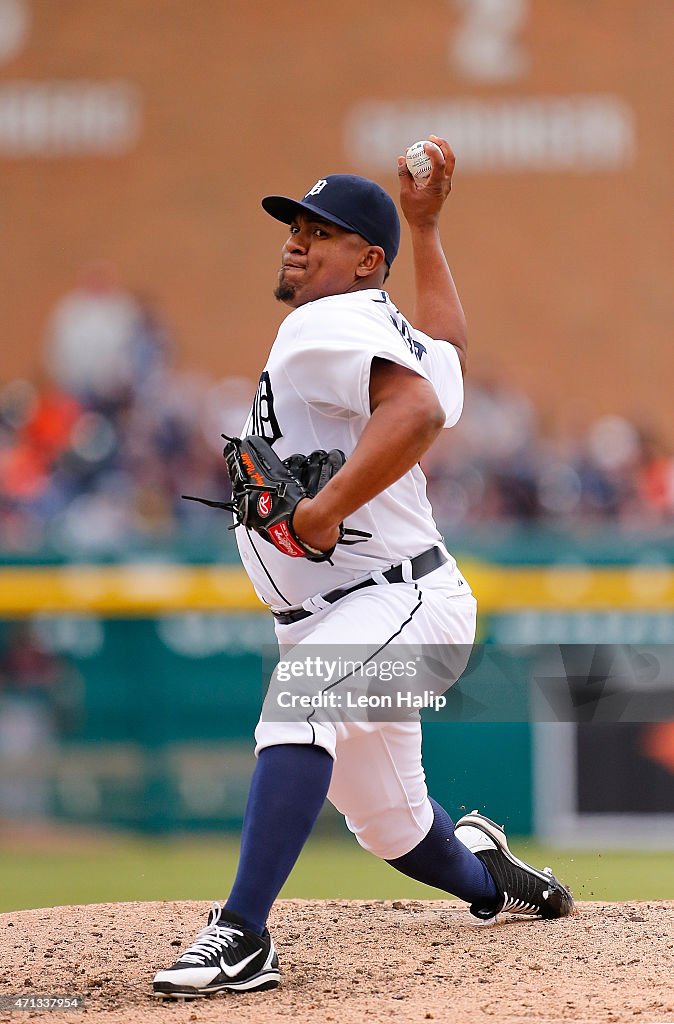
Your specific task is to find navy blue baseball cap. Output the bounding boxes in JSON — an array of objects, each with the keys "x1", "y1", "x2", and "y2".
[{"x1": 262, "y1": 174, "x2": 400, "y2": 268}]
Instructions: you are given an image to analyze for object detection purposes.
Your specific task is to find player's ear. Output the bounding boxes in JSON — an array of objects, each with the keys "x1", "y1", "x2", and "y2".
[{"x1": 355, "y1": 246, "x2": 386, "y2": 279}]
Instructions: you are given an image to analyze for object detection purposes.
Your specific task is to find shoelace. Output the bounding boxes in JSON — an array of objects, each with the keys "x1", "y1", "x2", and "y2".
[{"x1": 179, "y1": 904, "x2": 244, "y2": 964}]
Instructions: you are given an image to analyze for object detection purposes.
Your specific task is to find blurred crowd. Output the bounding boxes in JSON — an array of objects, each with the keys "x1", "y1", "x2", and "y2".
[
  {"x1": 0, "y1": 261, "x2": 251, "y2": 555},
  {"x1": 1, "y1": 263, "x2": 673, "y2": 556},
  {"x1": 424, "y1": 376, "x2": 674, "y2": 529}
]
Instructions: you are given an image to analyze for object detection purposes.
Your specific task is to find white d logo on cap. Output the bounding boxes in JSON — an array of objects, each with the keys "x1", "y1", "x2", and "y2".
[{"x1": 304, "y1": 179, "x2": 328, "y2": 198}]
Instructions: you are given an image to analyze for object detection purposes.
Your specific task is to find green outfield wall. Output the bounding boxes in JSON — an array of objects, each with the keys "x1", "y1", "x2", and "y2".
[{"x1": 1, "y1": 528, "x2": 672, "y2": 837}]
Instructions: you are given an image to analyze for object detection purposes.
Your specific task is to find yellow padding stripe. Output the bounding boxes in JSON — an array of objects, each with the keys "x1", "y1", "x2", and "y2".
[
  {"x1": 0, "y1": 560, "x2": 673, "y2": 615},
  {"x1": 0, "y1": 565, "x2": 257, "y2": 615}
]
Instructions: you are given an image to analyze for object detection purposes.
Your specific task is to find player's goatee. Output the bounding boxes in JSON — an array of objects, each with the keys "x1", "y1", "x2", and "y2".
[{"x1": 273, "y1": 279, "x2": 295, "y2": 302}]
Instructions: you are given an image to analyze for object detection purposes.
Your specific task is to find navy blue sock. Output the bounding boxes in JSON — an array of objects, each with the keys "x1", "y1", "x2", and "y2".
[
  {"x1": 224, "y1": 744, "x2": 333, "y2": 935},
  {"x1": 386, "y1": 798, "x2": 499, "y2": 905}
]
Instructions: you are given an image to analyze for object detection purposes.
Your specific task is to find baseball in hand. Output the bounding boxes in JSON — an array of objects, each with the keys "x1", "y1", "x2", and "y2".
[{"x1": 405, "y1": 140, "x2": 443, "y2": 182}]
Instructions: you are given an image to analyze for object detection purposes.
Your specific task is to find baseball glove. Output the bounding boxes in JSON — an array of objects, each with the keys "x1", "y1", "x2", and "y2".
[{"x1": 183, "y1": 435, "x2": 370, "y2": 562}]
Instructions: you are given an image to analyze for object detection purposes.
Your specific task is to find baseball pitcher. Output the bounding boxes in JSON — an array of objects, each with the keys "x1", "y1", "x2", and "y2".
[{"x1": 154, "y1": 137, "x2": 573, "y2": 999}]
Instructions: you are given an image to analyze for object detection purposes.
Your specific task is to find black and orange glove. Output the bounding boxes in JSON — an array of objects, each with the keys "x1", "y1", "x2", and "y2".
[{"x1": 184, "y1": 435, "x2": 369, "y2": 562}]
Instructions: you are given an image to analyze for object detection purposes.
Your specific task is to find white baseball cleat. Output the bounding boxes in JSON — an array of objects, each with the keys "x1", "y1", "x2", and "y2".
[{"x1": 153, "y1": 903, "x2": 280, "y2": 998}]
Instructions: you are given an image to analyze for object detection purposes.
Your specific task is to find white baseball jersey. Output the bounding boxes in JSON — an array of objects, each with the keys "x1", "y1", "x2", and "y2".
[{"x1": 236, "y1": 288, "x2": 465, "y2": 610}]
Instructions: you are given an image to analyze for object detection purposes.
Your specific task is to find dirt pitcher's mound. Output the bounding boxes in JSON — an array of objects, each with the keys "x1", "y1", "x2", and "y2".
[{"x1": 1, "y1": 900, "x2": 673, "y2": 1024}]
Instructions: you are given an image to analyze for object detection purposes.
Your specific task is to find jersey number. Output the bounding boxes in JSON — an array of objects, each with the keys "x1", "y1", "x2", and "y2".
[{"x1": 248, "y1": 371, "x2": 282, "y2": 443}]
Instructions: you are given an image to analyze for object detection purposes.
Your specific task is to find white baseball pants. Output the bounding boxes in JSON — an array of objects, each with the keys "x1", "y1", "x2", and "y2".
[{"x1": 254, "y1": 562, "x2": 477, "y2": 860}]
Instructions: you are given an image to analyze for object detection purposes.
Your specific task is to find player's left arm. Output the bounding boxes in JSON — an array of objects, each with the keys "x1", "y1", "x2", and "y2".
[
  {"x1": 398, "y1": 136, "x2": 467, "y2": 373},
  {"x1": 292, "y1": 358, "x2": 443, "y2": 553}
]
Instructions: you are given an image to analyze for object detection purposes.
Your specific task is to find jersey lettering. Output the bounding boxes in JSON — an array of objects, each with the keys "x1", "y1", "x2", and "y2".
[
  {"x1": 373, "y1": 293, "x2": 427, "y2": 362},
  {"x1": 248, "y1": 371, "x2": 282, "y2": 442}
]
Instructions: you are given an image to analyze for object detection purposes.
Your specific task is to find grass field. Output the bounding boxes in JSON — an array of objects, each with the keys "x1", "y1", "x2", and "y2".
[{"x1": 2, "y1": 832, "x2": 672, "y2": 913}]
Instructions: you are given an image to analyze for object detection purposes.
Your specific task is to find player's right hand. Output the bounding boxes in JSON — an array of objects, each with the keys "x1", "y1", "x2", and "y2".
[{"x1": 398, "y1": 136, "x2": 455, "y2": 229}]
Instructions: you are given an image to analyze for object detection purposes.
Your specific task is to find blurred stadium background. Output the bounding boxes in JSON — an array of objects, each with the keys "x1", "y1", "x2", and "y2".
[{"x1": 1, "y1": 0, "x2": 673, "y2": 909}]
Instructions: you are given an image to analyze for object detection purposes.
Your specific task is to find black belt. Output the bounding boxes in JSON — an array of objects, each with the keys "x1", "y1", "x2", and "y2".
[{"x1": 272, "y1": 545, "x2": 447, "y2": 625}]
